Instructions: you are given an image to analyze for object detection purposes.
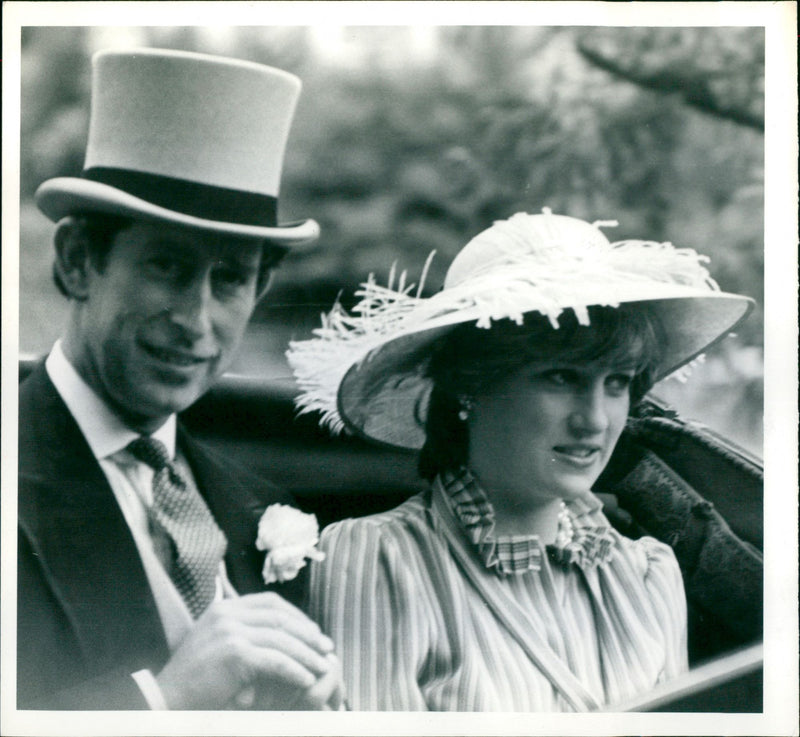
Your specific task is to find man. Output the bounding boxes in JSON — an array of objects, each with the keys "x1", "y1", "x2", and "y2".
[{"x1": 18, "y1": 47, "x2": 342, "y2": 710}]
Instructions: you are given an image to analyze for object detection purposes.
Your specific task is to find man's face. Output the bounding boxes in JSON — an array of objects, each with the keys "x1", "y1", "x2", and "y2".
[{"x1": 70, "y1": 221, "x2": 264, "y2": 432}]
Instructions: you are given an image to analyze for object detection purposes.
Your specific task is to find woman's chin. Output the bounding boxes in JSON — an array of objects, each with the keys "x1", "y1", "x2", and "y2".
[{"x1": 552, "y1": 478, "x2": 598, "y2": 502}]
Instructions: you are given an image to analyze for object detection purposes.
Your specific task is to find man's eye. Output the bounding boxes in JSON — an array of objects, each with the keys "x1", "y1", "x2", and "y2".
[
  {"x1": 216, "y1": 267, "x2": 246, "y2": 285},
  {"x1": 147, "y1": 257, "x2": 182, "y2": 277},
  {"x1": 212, "y1": 265, "x2": 254, "y2": 295}
]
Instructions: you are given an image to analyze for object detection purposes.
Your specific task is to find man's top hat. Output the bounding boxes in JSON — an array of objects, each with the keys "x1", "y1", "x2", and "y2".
[{"x1": 35, "y1": 48, "x2": 319, "y2": 245}]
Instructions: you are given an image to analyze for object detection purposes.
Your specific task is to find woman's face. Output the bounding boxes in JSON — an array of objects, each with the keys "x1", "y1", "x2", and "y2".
[{"x1": 466, "y1": 359, "x2": 634, "y2": 507}]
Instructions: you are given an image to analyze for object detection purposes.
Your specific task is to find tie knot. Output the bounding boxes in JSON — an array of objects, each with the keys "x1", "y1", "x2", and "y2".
[{"x1": 127, "y1": 436, "x2": 171, "y2": 471}]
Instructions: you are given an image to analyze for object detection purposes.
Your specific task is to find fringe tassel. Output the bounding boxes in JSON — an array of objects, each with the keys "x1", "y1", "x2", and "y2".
[
  {"x1": 287, "y1": 234, "x2": 720, "y2": 434},
  {"x1": 665, "y1": 353, "x2": 707, "y2": 383}
]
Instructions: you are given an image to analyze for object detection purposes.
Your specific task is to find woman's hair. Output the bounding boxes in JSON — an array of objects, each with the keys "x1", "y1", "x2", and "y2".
[
  {"x1": 52, "y1": 213, "x2": 286, "y2": 297},
  {"x1": 417, "y1": 304, "x2": 666, "y2": 481}
]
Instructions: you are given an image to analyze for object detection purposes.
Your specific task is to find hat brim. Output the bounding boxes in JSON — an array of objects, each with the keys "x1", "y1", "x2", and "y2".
[
  {"x1": 337, "y1": 291, "x2": 754, "y2": 451},
  {"x1": 35, "y1": 177, "x2": 319, "y2": 246}
]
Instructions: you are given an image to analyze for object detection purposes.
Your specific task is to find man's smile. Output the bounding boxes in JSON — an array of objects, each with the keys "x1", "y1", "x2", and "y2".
[{"x1": 140, "y1": 342, "x2": 216, "y2": 368}]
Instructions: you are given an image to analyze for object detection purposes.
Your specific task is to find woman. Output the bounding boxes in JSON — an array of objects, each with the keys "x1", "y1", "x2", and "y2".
[{"x1": 288, "y1": 210, "x2": 753, "y2": 711}]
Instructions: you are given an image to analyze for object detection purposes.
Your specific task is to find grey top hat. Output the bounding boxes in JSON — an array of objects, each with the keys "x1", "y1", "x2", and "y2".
[{"x1": 35, "y1": 48, "x2": 319, "y2": 245}]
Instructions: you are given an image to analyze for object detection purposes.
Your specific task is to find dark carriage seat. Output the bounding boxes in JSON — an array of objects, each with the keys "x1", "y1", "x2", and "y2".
[
  {"x1": 181, "y1": 373, "x2": 765, "y2": 670},
  {"x1": 18, "y1": 359, "x2": 764, "y2": 672}
]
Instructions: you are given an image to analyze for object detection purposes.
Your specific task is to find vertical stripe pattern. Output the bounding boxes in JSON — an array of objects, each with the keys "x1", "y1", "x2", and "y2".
[{"x1": 307, "y1": 485, "x2": 687, "y2": 711}]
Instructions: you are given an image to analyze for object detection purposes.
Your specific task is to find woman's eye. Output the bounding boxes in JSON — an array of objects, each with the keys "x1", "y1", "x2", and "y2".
[
  {"x1": 606, "y1": 374, "x2": 633, "y2": 394},
  {"x1": 542, "y1": 370, "x2": 574, "y2": 386}
]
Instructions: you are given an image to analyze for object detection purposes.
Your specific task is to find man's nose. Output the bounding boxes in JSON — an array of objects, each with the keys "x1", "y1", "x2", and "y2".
[
  {"x1": 568, "y1": 384, "x2": 610, "y2": 435},
  {"x1": 168, "y1": 275, "x2": 213, "y2": 339}
]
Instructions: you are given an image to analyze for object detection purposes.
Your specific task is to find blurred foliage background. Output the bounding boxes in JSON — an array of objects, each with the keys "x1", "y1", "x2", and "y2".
[{"x1": 18, "y1": 25, "x2": 764, "y2": 454}]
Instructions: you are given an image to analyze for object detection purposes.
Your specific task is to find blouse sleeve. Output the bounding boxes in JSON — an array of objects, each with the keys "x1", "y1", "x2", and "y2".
[
  {"x1": 306, "y1": 515, "x2": 431, "y2": 710},
  {"x1": 640, "y1": 537, "x2": 689, "y2": 681}
]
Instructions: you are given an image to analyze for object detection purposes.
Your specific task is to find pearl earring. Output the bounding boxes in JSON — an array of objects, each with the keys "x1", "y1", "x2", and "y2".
[{"x1": 457, "y1": 397, "x2": 474, "y2": 422}]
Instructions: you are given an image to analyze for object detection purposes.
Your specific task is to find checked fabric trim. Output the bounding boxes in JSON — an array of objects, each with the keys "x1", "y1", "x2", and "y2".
[{"x1": 127, "y1": 436, "x2": 227, "y2": 618}]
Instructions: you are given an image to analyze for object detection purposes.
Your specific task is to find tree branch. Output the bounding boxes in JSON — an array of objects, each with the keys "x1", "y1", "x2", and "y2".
[{"x1": 577, "y1": 40, "x2": 764, "y2": 132}]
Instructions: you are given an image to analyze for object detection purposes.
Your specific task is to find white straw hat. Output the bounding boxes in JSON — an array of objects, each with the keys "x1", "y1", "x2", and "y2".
[
  {"x1": 35, "y1": 48, "x2": 319, "y2": 245},
  {"x1": 288, "y1": 210, "x2": 753, "y2": 450}
]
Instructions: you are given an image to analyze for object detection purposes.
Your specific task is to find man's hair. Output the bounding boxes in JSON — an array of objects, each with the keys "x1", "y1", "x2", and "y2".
[
  {"x1": 52, "y1": 214, "x2": 130, "y2": 297},
  {"x1": 52, "y1": 213, "x2": 287, "y2": 297},
  {"x1": 417, "y1": 304, "x2": 666, "y2": 481}
]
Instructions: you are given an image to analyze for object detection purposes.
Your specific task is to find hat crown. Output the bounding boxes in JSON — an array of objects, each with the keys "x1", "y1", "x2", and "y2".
[
  {"x1": 35, "y1": 47, "x2": 319, "y2": 243},
  {"x1": 444, "y1": 212, "x2": 611, "y2": 288},
  {"x1": 84, "y1": 48, "x2": 301, "y2": 197}
]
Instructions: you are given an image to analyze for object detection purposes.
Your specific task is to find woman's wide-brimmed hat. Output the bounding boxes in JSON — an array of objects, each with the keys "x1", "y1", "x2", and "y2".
[
  {"x1": 287, "y1": 210, "x2": 753, "y2": 450},
  {"x1": 35, "y1": 48, "x2": 319, "y2": 245}
]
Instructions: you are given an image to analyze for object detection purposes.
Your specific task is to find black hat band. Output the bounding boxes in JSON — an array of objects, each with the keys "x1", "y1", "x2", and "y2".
[{"x1": 83, "y1": 167, "x2": 278, "y2": 227}]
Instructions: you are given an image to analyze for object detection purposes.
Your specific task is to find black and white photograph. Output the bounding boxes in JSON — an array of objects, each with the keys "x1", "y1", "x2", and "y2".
[{"x1": 2, "y1": 2, "x2": 796, "y2": 736}]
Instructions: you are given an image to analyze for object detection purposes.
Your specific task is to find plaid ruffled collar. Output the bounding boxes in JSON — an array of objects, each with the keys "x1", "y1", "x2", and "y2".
[{"x1": 437, "y1": 468, "x2": 616, "y2": 576}]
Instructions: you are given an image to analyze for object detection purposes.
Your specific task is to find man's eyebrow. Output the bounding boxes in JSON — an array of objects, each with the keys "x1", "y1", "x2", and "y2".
[
  {"x1": 214, "y1": 256, "x2": 260, "y2": 273},
  {"x1": 216, "y1": 252, "x2": 258, "y2": 265}
]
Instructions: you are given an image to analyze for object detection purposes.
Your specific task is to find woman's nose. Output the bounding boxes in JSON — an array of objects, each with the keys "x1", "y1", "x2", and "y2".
[{"x1": 568, "y1": 386, "x2": 610, "y2": 435}]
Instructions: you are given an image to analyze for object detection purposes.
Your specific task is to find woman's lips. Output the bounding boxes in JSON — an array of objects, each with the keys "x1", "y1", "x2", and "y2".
[{"x1": 552, "y1": 444, "x2": 602, "y2": 466}]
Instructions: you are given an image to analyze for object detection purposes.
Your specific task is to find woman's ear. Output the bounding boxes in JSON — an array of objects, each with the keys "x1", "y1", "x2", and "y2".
[{"x1": 53, "y1": 219, "x2": 92, "y2": 300}]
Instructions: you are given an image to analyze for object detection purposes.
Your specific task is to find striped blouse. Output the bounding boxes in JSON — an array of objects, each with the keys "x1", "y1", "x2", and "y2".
[{"x1": 307, "y1": 469, "x2": 688, "y2": 711}]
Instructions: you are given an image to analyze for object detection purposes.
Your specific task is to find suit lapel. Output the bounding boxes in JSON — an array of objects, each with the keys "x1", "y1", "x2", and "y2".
[
  {"x1": 179, "y1": 427, "x2": 267, "y2": 594},
  {"x1": 18, "y1": 365, "x2": 169, "y2": 675},
  {"x1": 179, "y1": 426, "x2": 306, "y2": 605},
  {"x1": 19, "y1": 363, "x2": 308, "y2": 679}
]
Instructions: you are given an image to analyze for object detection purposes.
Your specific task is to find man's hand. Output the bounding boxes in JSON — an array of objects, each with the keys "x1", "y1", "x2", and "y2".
[
  {"x1": 155, "y1": 592, "x2": 338, "y2": 710},
  {"x1": 244, "y1": 652, "x2": 344, "y2": 710}
]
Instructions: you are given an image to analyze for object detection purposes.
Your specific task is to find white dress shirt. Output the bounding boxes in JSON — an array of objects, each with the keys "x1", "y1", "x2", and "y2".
[{"x1": 45, "y1": 341, "x2": 235, "y2": 708}]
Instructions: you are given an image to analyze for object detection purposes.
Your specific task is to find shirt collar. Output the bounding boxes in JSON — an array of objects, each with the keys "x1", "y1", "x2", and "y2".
[
  {"x1": 437, "y1": 467, "x2": 616, "y2": 576},
  {"x1": 46, "y1": 340, "x2": 176, "y2": 460}
]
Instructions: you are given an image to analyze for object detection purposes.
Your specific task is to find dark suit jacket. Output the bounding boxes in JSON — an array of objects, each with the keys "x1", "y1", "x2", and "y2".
[{"x1": 17, "y1": 362, "x2": 304, "y2": 710}]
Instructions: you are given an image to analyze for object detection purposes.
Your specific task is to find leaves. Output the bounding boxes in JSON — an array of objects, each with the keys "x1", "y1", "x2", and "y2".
[{"x1": 20, "y1": 26, "x2": 764, "y2": 352}]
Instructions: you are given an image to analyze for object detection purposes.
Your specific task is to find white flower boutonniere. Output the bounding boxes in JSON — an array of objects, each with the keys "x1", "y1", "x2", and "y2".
[{"x1": 256, "y1": 504, "x2": 326, "y2": 584}]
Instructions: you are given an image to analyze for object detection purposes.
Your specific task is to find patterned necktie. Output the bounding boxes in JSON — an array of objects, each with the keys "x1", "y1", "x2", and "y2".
[{"x1": 127, "y1": 436, "x2": 227, "y2": 619}]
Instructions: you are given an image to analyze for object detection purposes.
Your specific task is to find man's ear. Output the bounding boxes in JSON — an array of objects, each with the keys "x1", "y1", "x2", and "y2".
[{"x1": 53, "y1": 219, "x2": 92, "y2": 300}]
